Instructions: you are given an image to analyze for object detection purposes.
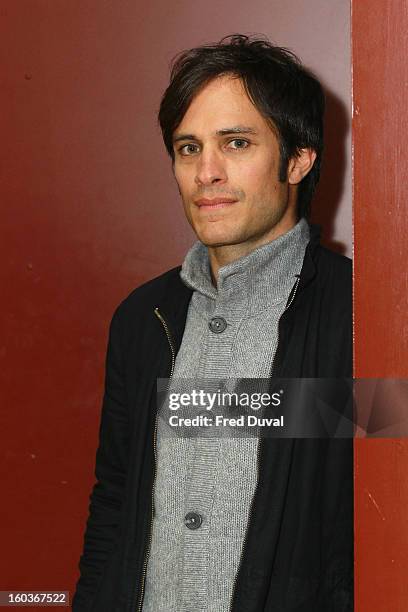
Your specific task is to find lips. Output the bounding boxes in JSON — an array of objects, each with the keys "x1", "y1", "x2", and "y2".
[{"x1": 194, "y1": 197, "x2": 238, "y2": 209}]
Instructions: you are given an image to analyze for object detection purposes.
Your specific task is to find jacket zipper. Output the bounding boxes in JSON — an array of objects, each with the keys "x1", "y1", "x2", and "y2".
[
  {"x1": 228, "y1": 275, "x2": 300, "y2": 612},
  {"x1": 135, "y1": 307, "x2": 176, "y2": 612}
]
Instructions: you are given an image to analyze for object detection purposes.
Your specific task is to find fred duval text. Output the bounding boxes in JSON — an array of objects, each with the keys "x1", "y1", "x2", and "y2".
[{"x1": 168, "y1": 414, "x2": 284, "y2": 428}]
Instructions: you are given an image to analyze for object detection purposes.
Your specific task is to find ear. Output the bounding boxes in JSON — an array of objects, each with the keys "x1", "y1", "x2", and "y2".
[{"x1": 287, "y1": 148, "x2": 317, "y2": 185}]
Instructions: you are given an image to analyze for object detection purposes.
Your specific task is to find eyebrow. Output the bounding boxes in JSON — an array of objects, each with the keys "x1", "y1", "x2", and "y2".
[{"x1": 172, "y1": 126, "x2": 258, "y2": 144}]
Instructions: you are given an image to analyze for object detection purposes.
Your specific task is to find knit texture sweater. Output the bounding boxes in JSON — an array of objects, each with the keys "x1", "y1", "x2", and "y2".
[{"x1": 142, "y1": 219, "x2": 310, "y2": 612}]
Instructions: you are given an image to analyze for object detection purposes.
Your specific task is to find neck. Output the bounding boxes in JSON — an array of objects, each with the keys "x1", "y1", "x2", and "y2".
[{"x1": 208, "y1": 217, "x2": 297, "y2": 287}]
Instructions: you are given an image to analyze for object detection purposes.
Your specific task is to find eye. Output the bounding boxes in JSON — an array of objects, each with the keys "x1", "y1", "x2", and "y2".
[
  {"x1": 178, "y1": 143, "x2": 200, "y2": 156},
  {"x1": 228, "y1": 138, "x2": 250, "y2": 150}
]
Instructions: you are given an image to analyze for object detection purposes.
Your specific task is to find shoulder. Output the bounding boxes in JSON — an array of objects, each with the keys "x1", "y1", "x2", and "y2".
[
  {"x1": 315, "y1": 244, "x2": 352, "y2": 269},
  {"x1": 305, "y1": 224, "x2": 351, "y2": 288},
  {"x1": 313, "y1": 245, "x2": 352, "y2": 288},
  {"x1": 115, "y1": 266, "x2": 183, "y2": 319},
  {"x1": 123, "y1": 266, "x2": 183, "y2": 305}
]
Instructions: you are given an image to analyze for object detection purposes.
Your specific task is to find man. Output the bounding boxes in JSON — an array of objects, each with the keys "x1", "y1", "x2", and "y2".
[{"x1": 73, "y1": 35, "x2": 353, "y2": 611}]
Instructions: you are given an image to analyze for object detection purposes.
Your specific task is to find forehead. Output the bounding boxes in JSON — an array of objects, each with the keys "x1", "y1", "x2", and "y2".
[{"x1": 175, "y1": 74, "x2": 269, "y2": 135}]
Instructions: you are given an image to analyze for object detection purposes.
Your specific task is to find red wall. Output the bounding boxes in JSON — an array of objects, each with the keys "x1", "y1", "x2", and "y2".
[
  {"x1": 353, "y1": 0, "x2": 408, "y2": 609},
  {"x1": 0, "y1": 0, "x2": 351, "y2": 603}
]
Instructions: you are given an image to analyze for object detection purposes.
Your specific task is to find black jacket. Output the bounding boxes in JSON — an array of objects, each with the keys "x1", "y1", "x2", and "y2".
[{"x1": 73, "y1": 226, "x2": 353, "y2": 611}]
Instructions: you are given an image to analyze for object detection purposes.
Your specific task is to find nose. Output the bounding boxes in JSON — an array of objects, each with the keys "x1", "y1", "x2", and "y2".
[{"x1": 194, "y1": 148, "x2": 227, "y2": 187}]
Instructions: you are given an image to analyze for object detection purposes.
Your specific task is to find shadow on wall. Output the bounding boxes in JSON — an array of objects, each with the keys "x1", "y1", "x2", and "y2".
[{"x1": 311, "y1": 88, "x2": 350, "y2": 255}]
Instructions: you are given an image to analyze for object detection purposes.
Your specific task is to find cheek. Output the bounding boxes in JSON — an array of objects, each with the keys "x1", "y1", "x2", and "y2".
[
  {"x1": 235, "y1": 162, "x2": 280, "y2": 198},
  {"x1": 234, "y1": 151, "x2": 278, "y2": 182},
  {"x1": 174, "y1": 166, "x2": 194, "y2": 196}
]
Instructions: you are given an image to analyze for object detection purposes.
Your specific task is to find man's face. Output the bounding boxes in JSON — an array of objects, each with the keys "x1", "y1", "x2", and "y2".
[{"x1": 172, "y1": 74, "x2": 298, "y2": 250}]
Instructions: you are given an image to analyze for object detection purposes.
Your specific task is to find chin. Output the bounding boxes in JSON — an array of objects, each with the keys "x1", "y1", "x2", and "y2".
[
  {"x1": 191, "y1": 217, "x2": 248, "y2": 247},
  {"x1": 195, "y1": 228, "x2": 242, "y2": 247}
]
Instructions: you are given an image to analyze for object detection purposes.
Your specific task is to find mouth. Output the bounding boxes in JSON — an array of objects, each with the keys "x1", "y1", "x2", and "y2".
[{"x1": 194, "y1": 197, "x2": 238, "y2": 210}]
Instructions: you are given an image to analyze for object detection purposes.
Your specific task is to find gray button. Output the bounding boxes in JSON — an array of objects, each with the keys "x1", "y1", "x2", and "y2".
[
  {"x1": 209, "y1": 317, "x2": 227, "y2": 333},
  {"x1": 184, "y1": 511, "x2": 203, "y2": 530}
]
